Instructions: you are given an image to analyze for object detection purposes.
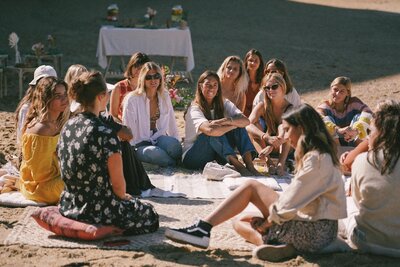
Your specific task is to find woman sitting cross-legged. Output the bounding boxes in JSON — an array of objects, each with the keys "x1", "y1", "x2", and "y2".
[
  {"x1": 58, "y1": 71, "x2": 159, "y2": 235},
  {"x1": 122, "y1": 62, "x2": 182, "y2": 167},
  {"x1": 317, "y1": 76, "x2": 372, "y2": 147},
  {"x1": 246, "y1": 73, "x2": 293, "y2": 176},
  {"x1": 182, "y1": 70, "x2": 260, "y2": 176},
  {"x1": 19, "y1": 77, "x2": 69, "y2": 204},
  {"x1": 166, "y1": 104, "x2": 347, "y2": 262},
  {"x1": 340, "y1": 100, "x2": 400, "y2": 257}
]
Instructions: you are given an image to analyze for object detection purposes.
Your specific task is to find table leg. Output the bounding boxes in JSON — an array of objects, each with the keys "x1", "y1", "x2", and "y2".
[
  {"x1": 19, "y1": 69, "x2": 23, "y2": 99},
  {"x1": 0, "y1": 69, "x2": 3, "y2": 98},
  {"x1": 104, "y1": 56, "x2": 113, "y2": 78}
]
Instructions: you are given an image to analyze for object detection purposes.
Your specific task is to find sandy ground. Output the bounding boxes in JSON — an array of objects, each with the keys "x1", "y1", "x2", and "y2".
[{"x1": 1, "y1": 0, "x2": 400, "y2": 266}]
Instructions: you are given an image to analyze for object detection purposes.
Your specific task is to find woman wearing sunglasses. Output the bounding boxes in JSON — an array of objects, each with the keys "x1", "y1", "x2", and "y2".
[
  {"x1": 253, "y1": 58, "x2": 302, "y2": 109},
  {"x1": 122, "y1": 62, "x2": 182, "y2": 167},
  {"x1": 246, "y1": 73, "x2": 293, "y2": 176}
]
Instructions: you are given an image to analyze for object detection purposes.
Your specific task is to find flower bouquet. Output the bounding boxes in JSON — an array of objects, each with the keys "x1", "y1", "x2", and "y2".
[
  {"x1": 144, "y1": 7, "x2": 157, "y2": 28},
  {"x1": 163, "y1": 66, "x2": 194, "y2": 109}
]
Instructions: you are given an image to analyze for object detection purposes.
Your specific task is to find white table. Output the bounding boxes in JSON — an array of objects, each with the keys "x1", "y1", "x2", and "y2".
[{"x1": 96, "y1": 26, "x2": 194, "y2": 79}]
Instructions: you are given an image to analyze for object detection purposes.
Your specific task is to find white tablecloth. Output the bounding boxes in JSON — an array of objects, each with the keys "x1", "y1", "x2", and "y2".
[{"x1": 96, "y1": 26, "x2": 195, "y2": 71}]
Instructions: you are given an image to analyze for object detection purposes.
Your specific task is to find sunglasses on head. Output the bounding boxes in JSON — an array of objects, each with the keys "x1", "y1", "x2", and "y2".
[
  {"x1": 145, "y1": 73, "x2": 162, "y2": 80},
  {"x1": 263, "y1": 83, "x2": 279, "y2": 91}
]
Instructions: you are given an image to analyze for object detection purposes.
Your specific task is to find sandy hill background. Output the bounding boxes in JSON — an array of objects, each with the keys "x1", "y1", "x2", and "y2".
[{"x1": 0, "y1": 0, "x2": 400, "y2": 266}]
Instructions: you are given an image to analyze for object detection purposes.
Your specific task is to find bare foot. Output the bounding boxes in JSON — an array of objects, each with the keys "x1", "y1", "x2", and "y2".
[
  {"x1": 238, "y1": 168, "x2": 253, "y2": 177},
  {"x1": 267, "y1": 164, "x2": 277, "y2": 175}
]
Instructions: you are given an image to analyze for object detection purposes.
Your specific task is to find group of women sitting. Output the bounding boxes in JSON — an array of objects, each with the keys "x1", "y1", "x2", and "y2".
[{"x1": 10, "y1": 47, "x2": 400, "y2": 261}]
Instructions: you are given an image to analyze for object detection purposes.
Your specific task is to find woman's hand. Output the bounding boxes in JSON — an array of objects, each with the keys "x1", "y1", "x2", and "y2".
[
  {"x1": 343, "y1": 128, "x2": 358, "y2": 142},
  {"x1": 122, "y1": 193, "x2": 133, "y2": 201},
  {"x1": 117, "y1": 126, "x2": 133, "y2": 141},
  {"x1": 250, "y1": 216, "x2": 272, "y2": 234},
  {"x1": 267, "y1": 136, "x2": 284, "y2": 149}
]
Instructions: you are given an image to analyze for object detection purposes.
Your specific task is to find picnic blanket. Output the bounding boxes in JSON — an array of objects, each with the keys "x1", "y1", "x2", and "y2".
[{"x1": 4, "y1": 199, "x2": 255, "y2": 251}]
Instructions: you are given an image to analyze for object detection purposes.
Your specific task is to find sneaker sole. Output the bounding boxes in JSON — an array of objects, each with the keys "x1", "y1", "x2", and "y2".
[
  {"x1": 252, "y1": 244, "x2": 297, "y2": 262},
  {"x1": 165, "y1": 228, "x2": 209, "y2": 249}
]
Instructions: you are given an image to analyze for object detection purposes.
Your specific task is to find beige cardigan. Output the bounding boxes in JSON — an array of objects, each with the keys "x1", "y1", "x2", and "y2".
[
  {"x1": 268, "y1": 150, "x2": 347, "y2": 224},
  {"x1": 351, "y1": 151, "x2": 400, "y2": 250}
]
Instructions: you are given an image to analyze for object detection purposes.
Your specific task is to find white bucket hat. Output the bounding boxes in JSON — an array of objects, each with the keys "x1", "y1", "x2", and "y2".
[
  {"x1": 70, "y1": 83, "x2": 115, "y2": 113},
  {"x1": 29, "y1": 65, "x2": 57, "y2": 86}
]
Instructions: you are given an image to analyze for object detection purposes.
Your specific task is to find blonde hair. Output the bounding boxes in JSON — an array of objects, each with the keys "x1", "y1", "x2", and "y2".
[
  {"x1": 64, "y1": 64, "x2": 88, "y2": 87},
  {"x1": 133, "y1": 62, "x2": 166, "y2": 97},
  {"x1": 217, "y1": 56, "x2": 249, "y2": 103},
  {"x1": 262, "y1": 73, "x2": 287, "y2": 135},
  {"x1": 329, "y1": 76, "x2": 351, "y2": 108}
]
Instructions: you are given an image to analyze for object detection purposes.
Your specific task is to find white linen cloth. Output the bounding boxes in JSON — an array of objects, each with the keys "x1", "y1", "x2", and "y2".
[{"x1": 96, "y1": 26, "x2": 195, "y2": 71}]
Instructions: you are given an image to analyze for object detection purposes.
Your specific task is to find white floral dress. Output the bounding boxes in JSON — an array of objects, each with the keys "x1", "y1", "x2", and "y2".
[{"x1": 57, "y1": 112, "x2": 159, "y2": 234}]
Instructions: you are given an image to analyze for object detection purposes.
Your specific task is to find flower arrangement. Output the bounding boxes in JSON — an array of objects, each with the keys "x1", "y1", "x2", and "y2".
[
  {"x1": 8, "y1": 32, "x2": 22, "y2": 64},
  {"x1": 107, "y1": 4, "x2": 119, "y2": 21},
  {"x1": 163, "y1": 65, "x2": 194, "y2": 109},
  {"x1": 144, "y1": 7, "x2": 157, "y2": 26},
  {"x1": 32, "y1": 42, "x2": 45, "y2": 58}
]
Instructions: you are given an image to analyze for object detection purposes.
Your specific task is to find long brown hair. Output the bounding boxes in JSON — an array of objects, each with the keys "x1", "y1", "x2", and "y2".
[
  {"x1": 262, "y1": 73, "x2": 287, "y2": 135},
  {"x1": 190, "y1": 70, "x2": 224, "y2": 120},
  {"x1": 124, "y1": 52, "x2": 150, "y2": 79},
  {"x1": 264, "y1": 58, "x2": 294, "y2": 94},
  {"x1": 282, "y1": 104, "x2": 339, "y2": 172},
  {"x1": 244, "y1": 49, "x2": 264, "y2": 84},
  {"x1": 23, "y1": 77, "x2": 69, "y2": 134},
  {"x1": 368, "y1": 100, "x2": 400, "y2": 175}
]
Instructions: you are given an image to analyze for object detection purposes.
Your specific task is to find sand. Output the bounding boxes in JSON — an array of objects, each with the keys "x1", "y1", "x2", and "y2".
[{"x1": 1, "y1": 0, "x2": 400, "y2": 266}]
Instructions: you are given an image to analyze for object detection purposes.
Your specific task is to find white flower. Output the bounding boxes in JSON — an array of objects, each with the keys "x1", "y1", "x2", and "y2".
[
  {"x1": 77, "y1": 172, "x2": 83, "y2": 179},
  {"x1": 78, "y1": 195, "x2": 83, "y2": 202},
  {"x1": 104, "y1": 208, "x2": 110, "y2": 215},
  {"x1": 99, "y1": 126, "x2": 105, "y2": 132},
  {"x1": 110, "y1": 138, "x2": 117, "y2": 145},
  {"x1": 90, "y1": 164, "x2": 97, "y2": 172},
  {"x1": 95, "y1": 204, "x2": 101, "y2": 211},
  {"x1": 65, "y1": 130, "x2": 71, "y2": 137},
  {"x1": 74, "y1": 142, "x2": 80, "y2": 149},
  {"x1": 97, "y1": 176, "x2": 103, "y2": 183},
  {"x1": 8, "y1": 32, "x2": 19, "y2": 48}
]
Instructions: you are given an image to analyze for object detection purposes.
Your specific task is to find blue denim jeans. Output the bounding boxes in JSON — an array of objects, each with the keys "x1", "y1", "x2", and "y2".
[
  {"x1": 183, "y1": 128, "x2": 256, "y2": 170},
  {"x1": 135, "y1": 135, "x2": 182, "y2": 167}
]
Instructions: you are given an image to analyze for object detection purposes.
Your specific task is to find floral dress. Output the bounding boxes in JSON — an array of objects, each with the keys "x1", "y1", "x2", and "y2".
[{"x1": 57, "y1": 112, "x2": 158, "y2": 235}]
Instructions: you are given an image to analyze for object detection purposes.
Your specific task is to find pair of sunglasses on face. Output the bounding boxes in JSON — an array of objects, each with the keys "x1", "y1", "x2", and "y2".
[
  {"x1": 145, "y1": 73, "x2": 162, "y2": 80},
  {"x1": 263, "y1": 83, "x2": 279, "y2": 91}
]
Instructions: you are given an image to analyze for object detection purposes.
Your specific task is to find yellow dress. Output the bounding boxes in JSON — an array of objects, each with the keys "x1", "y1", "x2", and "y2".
[{"x1": 19, "y1": 133, "x2": 64, "y2": 204}]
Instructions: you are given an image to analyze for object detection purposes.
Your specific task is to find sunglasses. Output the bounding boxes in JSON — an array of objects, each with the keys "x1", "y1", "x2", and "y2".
[
  {"x1": 263, "y1": 83, "x2": 279, "y2": 91},
  {"x1": 145, "y1": 73, "x2": 162, "y2": 80}
]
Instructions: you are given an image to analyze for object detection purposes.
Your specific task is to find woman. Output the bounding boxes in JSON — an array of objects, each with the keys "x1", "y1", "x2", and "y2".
[
  {"x1": 317, "y1": 76, "x2": 372, "y2": 147},
  {"x1": 16, "y1": 65, "x2": 58, "y2": 146},
  {"x1": 110, "y1": 52, "x2": 150, "y2": 122},
  {"x1": 166, "y1": 104, "x2": 346, "y2": 262},
  {"x1": 64, "y1": 64, "x2": 155, "y2": 196},
  {"x1": 122, "y1": 62, "x2": 182, "y2": 167},
  {"x1": 253, "y1": 58, "x2": 301, "y2": 108},
  {"x1": 243, "y1": 49, "x2": 264, "y2": 117},
  {"x1": 246, "y1": 73, "x2": 292, "y2": 176},
  {"x1": 19, "y1": 77, "x2": 69, "y2": 204},
  {"x1": 58, "y1": 71, "x2": 159, "y2": 234},
  {"x1": 182, "y1": 71, "x2": 260, "y2": 176},
  {"x1": 217, "y1": 56, "x2": 249, "y2": 112},
  {"x1": 341, "y1": 100, "x2": 400, "y2": 257}
]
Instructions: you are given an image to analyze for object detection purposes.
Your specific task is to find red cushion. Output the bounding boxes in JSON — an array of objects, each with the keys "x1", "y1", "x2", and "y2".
[{"x1": 31, "y1": 206, "x2": 124, "y2": 240}]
